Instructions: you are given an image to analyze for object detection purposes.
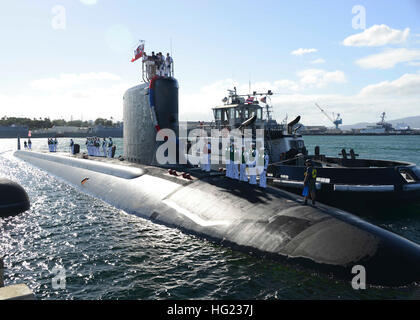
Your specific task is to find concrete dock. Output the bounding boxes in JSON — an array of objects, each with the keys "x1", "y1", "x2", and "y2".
[{"x1": 0, "y1": 257, "x2": 35, "y2": 300}]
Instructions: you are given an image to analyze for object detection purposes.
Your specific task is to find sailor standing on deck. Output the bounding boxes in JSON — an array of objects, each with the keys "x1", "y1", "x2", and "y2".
[
  {"x1": 69, "y1": 139, "x2": 74, "y2": 154},
  {"x1": 232, "y1": 144, "x2": 240, "y2": 180},
  {"x1": 159, "y1": 52, "x2": 165, "y2": 77},
  {"x1": 239, "y1": 146, "x2": 248, "y2": 182},
  {"x1": 95, "y1": 138, "x2": 100, "y2": 156},
  {"x1": 258, "y1": 148, "x2": 269, "y2": 188},
  {"x1": 28, "y1": 139, "x2": 32, "y2": 150},
  {"x1": 165, "y1": 53, "x2": 173, "y2": 77},
  {"x1": 205, "y1": 141, "x2": 211, "y2": 172},
  {"x1": 225, "y1": 143, "x2": 231, "y2": 178},
  {"x1": 303, "y1": 159, "x2": 317, "y2": 206},
  {"x1": 53, "y1": 138, "x2": 58, "y2": 152},
  {"x1": 102, "y1": 138, "x2": 107, "y2": 157},
  {"x1": 248, "y1": 146, "x2": 257, "y2": 185},
  {"x1": 107, "y1": 138, "x2": 113, "y2": 158},
  {"x1": 201, "y1": 140, "x2": 211, "y2": 172}
]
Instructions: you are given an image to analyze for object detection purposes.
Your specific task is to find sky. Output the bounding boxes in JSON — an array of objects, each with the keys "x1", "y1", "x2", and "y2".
[{"x1": 0, "y1": 0, "x2": 420, "y2": 126}]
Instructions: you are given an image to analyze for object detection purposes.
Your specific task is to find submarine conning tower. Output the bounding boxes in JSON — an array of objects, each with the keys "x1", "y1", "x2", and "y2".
[{"x1": 123, "y1": 77, "x2": 179, "y2": 165}]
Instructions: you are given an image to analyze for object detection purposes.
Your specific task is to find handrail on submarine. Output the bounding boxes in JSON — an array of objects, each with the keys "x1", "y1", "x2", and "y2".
[{"x1": 142, "y1": 59, "x2": 174, "y2": 83}]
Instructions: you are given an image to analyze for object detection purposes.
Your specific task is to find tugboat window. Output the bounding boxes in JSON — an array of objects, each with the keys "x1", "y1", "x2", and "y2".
[{"x1": 229, "y1": 108, "x2": 235, "y2": 120}]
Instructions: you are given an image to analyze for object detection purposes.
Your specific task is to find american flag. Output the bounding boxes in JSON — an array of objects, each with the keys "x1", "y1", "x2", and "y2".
[
  {"x1": 260, "y1": 96, "x2": 267, "y2": 104},
  {"x1": 246, "y1": 96, "x2": 254, "y2": 104},
  {"x1": 131, "y1": 41, "x2": 145, "y2": 63}
]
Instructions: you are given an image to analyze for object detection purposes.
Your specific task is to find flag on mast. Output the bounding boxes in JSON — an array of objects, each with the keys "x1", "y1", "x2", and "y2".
[
  {"x1": 246, "y1": 96, "x2": 254, "y2": 104},
  {"x1": 131, "y1": 40, "x2": 145, "y2": 63}
]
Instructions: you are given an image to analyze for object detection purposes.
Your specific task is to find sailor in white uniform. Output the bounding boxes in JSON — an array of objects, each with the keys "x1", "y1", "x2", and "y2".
[
  {"x1": 165, "y1": 53, "x2": 173, "y2": 77},
  {"x1": 248, "y1": 147, "x2": 257, "y2": 185},
  {"x1": 259, "y1": 149, "x2": 269, "y2": 188},
  {"x1": 200, "y1": 140, "x2": 207, "y2": 171},
  {"x1": 225, "y1": 144, "x2": 231, "y2": 178},
  {"x1": 232, "y1": 145, "x2": 239, "y2": 180},
  {"x1": 102, "y1": 138, "x2": 107, "y2": 157},
  {"x1": 239, "y1": 147, "x2": 248, "y2": 182},
  {"x1": 205, "y1": 141, "x2": 211, "y2": 172},
  {"x1": 159, "y1": 53, "x2": 165, "y2": 77}
]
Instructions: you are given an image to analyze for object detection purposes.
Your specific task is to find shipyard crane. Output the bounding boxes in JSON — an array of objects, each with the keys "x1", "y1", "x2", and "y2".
[{"x1": 315, "y1": 103, "x2": 342, "y2": 130}]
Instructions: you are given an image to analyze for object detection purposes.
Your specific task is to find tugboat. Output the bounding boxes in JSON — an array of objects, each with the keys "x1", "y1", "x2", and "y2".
[
  {"x1": 194, "y1": 88, "x2": 420, "y2": 215},
  {"x1": 209, "y1": 87, "x2": 307, "y2": 162},
  {"x1": 268, "y1": 148, "x2": 420, "y2": 215}
]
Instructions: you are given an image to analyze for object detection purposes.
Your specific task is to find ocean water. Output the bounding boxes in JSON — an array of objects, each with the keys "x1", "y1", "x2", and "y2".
[{"x1": 0, "y1": 136, "x2": 419, "y2": 300}]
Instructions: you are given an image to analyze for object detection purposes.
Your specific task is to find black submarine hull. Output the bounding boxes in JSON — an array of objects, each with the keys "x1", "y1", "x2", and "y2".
[{"x1": 14, "y1": 150, "x2": 420, "y2": 286}]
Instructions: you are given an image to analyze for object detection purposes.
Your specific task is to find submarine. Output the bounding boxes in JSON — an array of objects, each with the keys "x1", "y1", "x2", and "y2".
[{"x1": 13, "y1": 71, "x2": 420, "y2": 287}]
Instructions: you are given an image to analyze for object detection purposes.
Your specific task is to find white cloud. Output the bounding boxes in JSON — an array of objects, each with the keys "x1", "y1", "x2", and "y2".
[
  {"x1": 343, "y1": 24, "x2": 410, "y2": 47},
  {"x1": 311, "y1": 58, "x2": 325, "y2": 64},
  {"x1": 291, "y1": 48, "x2": 318, "y2": 56},
  {"x1": 30, "y1": 72, "x2": 121, "y2": 91},
  {"x1": 0, "y1": 72, "x2": 133, "y2": 121},
  {"x1": 273, "y1": 80, "x2": 300, "y2": 92},
  {"x1": 179, "y1": 77, "x2": 420, "y2": 126},
  {"x1": 359, "y1": 71, "x2": 420, "y2": 96},
  {"x1": 297, "y1": 69, "x2": 347, "y2": 88},
  {"x1": 80, "y1": 0, "x2": 98, "y2": 5},
  {"x1": 355, "y1": 48, "x2": 420, "y2": 69}
]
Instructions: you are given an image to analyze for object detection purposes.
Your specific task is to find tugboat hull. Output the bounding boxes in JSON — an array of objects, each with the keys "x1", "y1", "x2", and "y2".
[{"x1": 268, "y1": 157, "x2": 420, "y2": 215}]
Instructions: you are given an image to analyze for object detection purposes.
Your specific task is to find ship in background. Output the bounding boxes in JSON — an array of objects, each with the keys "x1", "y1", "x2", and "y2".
[
  {"x1": 0, "y1": 125, "x2": 29, "y2": 138},
  {"x1": 300, "y1": 112, "x2": 420, "y2": 135},
  {"x1": 0, "y1": 123, "x2": 123, "y2": 138},
  {"x1": 360, "y1": 112, "x2": 394, "y2": 134}
]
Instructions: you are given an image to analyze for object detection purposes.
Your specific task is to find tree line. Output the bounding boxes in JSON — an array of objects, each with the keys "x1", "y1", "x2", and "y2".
[{"x1": 0, "y1": 117, "x2": 121, "y2": 130}]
